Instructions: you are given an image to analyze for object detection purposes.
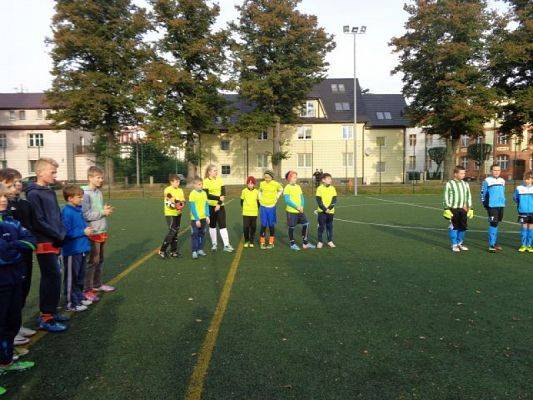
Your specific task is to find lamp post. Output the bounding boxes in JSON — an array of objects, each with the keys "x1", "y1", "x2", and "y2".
[{"x1": 343, "y1": 25, "x2": 366, "y2": 196}]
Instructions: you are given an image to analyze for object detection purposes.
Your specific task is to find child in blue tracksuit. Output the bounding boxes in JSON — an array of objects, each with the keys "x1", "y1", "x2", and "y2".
[
  {"x1": 513, "y1": 170, "x2": 533, "y2": 253},
  {"x1": 480, "y1": 164, "x2": 506, "y2": 252},
  {"x1": 61, "y1": 185, "x2": 93, "y2": 312},
  {"x1": 0, "y1": 184, "x2": 35, "y2": 382}
]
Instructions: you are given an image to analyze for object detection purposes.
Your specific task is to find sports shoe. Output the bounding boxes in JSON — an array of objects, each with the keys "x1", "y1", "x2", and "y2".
[
  {"x1": 244, "y1": 242, "x2": 249, "y2": 248},
  {"x1": 192, "y1": 251, "x2": 199, "y2": 259},
  {"x1": 458, "y1": 244, "x2": 469, "y2": 251},
  {"x1": 158, "y1": 250, "x2": 167, "y2": 259},
  {"x1": 452, "y1": 245, "x2": 461, "y2": 252},
  {"x1": 223, "y1": 245, "x2": 234, "y2": 253},
  {"x1": 0, "y1": 386, "x2": 6, "y2": 395},
  {"x1": 249, "y1": 243, "x2": 255, "y2": 248},
  {"x1": 81, "y1": 299, "x2": 93, "y2": 306},
  {"x1": 38, "y1": 319, "x2": 67, "y2": 333},
  {"x1": 95, "y1": 284, "x2": 116, "y2": 293},
  {"x1": 198, "y1": 250, "x2": 207, "y2": 257},
  {"x1": 316, "y1": 242, "x2": 324, "y2": 249},
  {"x1": 260, "y1": 243, "x2": 268, "y2": 250},
  {"x1": 211, "y1": 244, "x2": 218, "y2": 252},
  {"x1": 266, "y1": 244, "x2": 274, "y2": 249},
  {"x1": 528, "y1": 246, "x2": 533, "y2": 253},
  {"x1": 303, "y1": 243, "x2": 316, "y2": 249},
  {"x1": 83, "y1": 290, "x2": 100, "y2": 303},
  {"x1": 52, "y1": 313, "x2": 71, "y2": 322},
  {"x1": 518, "y1": 245, "x2": 528, "y2": 252},
  {"x1": 170, "y1": 251, "x2": 181, "y2": 258},
  {"x1": 494, "y1": 245, "x2": 502, "y2": 251},
  {"x1": 327, "y1": 242, "x2": 336, "y2": 248},
  {"x1": 18, "y1": 326, "x2": 36, "y2": 338},
  {"x1": 66, "y1": 304, "x2": 88, "y2": 312},
  {"x1": 14, "y1": 347, "x2": 29, "y2": 357},
  {"x1": 13, "y1": 335, "x2": 29, "y2": 346},
  {"x1": 488, "y1": 247, "x2": 496, "y2": 253},
  {"x1": 290, "y1": 244, "x2": 300, "y2": 251},
  {"x1": 0, "y1": 361, "x2": 35, "y2": 375}
]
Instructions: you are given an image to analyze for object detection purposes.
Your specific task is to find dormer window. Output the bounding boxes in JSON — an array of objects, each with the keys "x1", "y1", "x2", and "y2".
[
  {"x1": 335, "y1": 102, "x2": 350, "y2": 111},
  {"x1": 300, "y1": 101, "x2": 316, "y2": 118},
  {"x1": 331, "y1": 84, "x2": 346, "y2": 93},
  {"x1": 376, "y1": 112, "x2": 392, "y2": 120}
]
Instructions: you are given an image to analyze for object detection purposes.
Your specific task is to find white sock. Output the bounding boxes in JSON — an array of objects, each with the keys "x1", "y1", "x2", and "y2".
[
  {"x1": 220, "y1": 228, "x2": 230, "y2": 247},
  {"x1": 209, "y1": 228, "x2": 217, "y2": 246}
]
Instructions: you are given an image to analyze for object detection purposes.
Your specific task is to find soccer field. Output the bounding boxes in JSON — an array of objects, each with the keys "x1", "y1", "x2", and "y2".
[{"x1": 4, "y1": 194, "x2": 532, "y2": 399}]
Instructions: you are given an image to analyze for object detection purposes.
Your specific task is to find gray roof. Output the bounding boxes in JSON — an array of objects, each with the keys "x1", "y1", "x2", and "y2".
[
  {"x1": 362, "y1": 93, "x2": 410, "y2": 128},
  {"x1": 0, "y1": 93, "x2": 47, "y2": 110}
]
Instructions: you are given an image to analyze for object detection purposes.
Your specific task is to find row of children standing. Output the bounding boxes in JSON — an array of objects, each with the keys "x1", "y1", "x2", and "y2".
[
  {"x1": 443, "y1": 164, "x2": 533, "y2": 253},
  {"x1": 0, "y1": 160, "x2": 114, "y2": 395},
  {"x1": 159, "y1": 165, "x2": 338, "y2": 259}
]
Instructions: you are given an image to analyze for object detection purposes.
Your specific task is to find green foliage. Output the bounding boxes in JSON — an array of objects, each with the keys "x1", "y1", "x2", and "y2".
[
  {"x1": 467, "y1": 142, "x2": 492, "y2": 166},
  {"x1": 271, "y1": 150, "x2": 290, "y2": 166},
  {"x1": 428, "y1": 146, "x2": 446, "y2": 176}
]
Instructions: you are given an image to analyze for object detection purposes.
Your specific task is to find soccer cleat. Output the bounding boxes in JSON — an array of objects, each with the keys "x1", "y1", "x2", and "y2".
[
  {"x1": 66, "y1": 304, "x2": 88, "y2": 312},
  {"x1": 528, "y1": 246, "x2": 533, "y2": 253},
  {"x1": 452, "y1": 245, "x2": 461, "y2": 252},
  {"x1": 244, "y1": 242, "x2": 249, "y2": 248},
  {"x1": 223, "y1": 245, "x2": 234, "y2": 253},
  {"x1": 290, "y1": 244, "x2": 300, "y2": 251},
  {"x1": 327, "y1": 242, "x2": 336, "y2": 248},
  {"x1": 52, "y1": 313, "x2": 70, "y2": 322},
  {"x1": 170, "y1": 251, "x2": 181, "y2": 258},
  {"x1": 18, "y1": 326, "x2": 36, "y2": 338},
  {"x1": 303, "y1": 243, "x2": 316, "y2": 249},
  {"x1": 249, "y1": 243, "x2": 255, "y2": 248},
  {"x1": 38, "y1": 319, "x2": 67, "y2": 333},
  {"x1": 260, "y1": 243, "x2": 268, "y2": 250},
  {"x1": 494, "y1": 245, "x2": 502, "y2": 251},
  {"x1": 158, "y1": 250, "x2": 167, "y2": 259},
  {"x1": 83, "y1": 290, "x2": 100, "y2": 303},
  {"x1": 192, "y1": 251, "x2": 199, "y2": 259},
  {"x1": 266, "y1": 244, "x2": 274, "y2": 249},
  {"x1": 518, "y1": 246, "x2": 528, "y2": 252},
  {"x1": 0, "y1": 361, "x2": 35, "y2": 375},
  {"x1": 81, "y1": 299, "x2": 93, "y2": 306},
  {"x1": 317, "y1": 242, "x2": 323, "y2": 249},
  {"x1": 488, "y1": 247, "x2": 496, "y2": 253},
  {"x1": 13, "y1": 334, "x2": 29, "y2": 346},
  {"x1": 95, "y1": 284, "x2": 116, "y2": 293},
  {"x1": 13, "y1": 347, "x2": 29, "y2": 357},
  {"x1": 211, "y1": 244, "x2": 218, "y2": 252},
  {"x1": 198, "y1": 250, "x2": 207, "y2": 257},
  {"x1": 458, "y1": 244, "x2": 469, "y2": 251}
]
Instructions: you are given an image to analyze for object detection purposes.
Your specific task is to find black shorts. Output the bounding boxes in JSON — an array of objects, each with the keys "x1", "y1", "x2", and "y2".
[
  {"x1": 209, "y1": 205, "x2": 227, "y2": 229},
  {"x1": 287, "y1": 212, "x2": 308, "y2": 227},
  {"x1": 518, "y1": 214, "x2": 533, "y2": 224},
  {"x1": 450, "y1": 208, "x2": 468, "y2": 231},
  {"x1": 487, "y1": 207, "x2": 504, "y2": 225}
]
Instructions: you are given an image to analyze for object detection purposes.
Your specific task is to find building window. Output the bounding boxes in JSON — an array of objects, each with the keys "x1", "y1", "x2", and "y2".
[
  {"x1": 497, "y1": 155, "x2": 510, "y2": 170},
  {"x1": 461, "y1": 135, "x2": 469, "y2": 147},
  {"x1": 19, "y1": 110, "x2": 26, "y2": 120},
  {"x1": 342, "y1": 152, "x2": 354, "y2": 167},
  {"x1": 497, "y1": 133, "x2": 508, "y2": 145},
  {"x1": 220, "y1": 140, "x2": 230, "y2": 151},
  {"x1": 460, "y1": 156, "x2": 469, "y2": 170},
  {"x1": 0, "y1": 133, "x2": 6, "y2": 148},
  {"x1": 335, "y1": 102, "x2": 350, "y2": 111},
  {"x1": 331, "y1": 83, "x2": 346, "y2": 93},
  {"x1": 9, "y1": 111, "x2": 16, "y2": 121},
  {"x1": 28, "y1": 133, "x2": 44, "y2": 147},
  {"x1": 300, "y1": 101, "x2": 316, "y2": 118},
  {"x1": 257, "y1": 153, "x2": 269, "y2": 168},
  {"x1": 376, "y1": 136, "x2": 386, "y2": 147},
  {"x1": 342, "y1": 125, "x2": 353, "y2": 140},
  {"x1": 384, "y1": 112, "x2": 392, "y2": 120},
  {"x1": 409, "y1": 134, "x2": 417, "y2": 147},
  {"x1": 297, "y1": 126, "x2": 312, "y2": 140},
  {"x1": 29, "y1": 160, "x2": 37, "y2": 174},
  {"x1": 376, "y1": 112, "x2": 384, "y2": 120},
  {"x1": 258, "y1": 131, "x2": 268, "y2": 140},
  {"x1": 409, "y1": 156, "x2": 416, "y2": 170},
  {"x1": 297, "y1": 153, "x2": 312, "y2": 168},
  {"x1": 376, "y1": 162, "x2": 386, "y2": 173},
  {"x1": 221, "y1": 165, "x2": 231, "y2": 175},
  {"x1": 36, "y1": 110, "x2": 43, "y2": 120}
]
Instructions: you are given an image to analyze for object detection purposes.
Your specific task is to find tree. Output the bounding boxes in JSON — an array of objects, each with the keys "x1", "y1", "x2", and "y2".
[
  {"x1": 488, "y1": 0, "x2": 532, "y2": 137},
  {"x1": 390, "y1": 0, "x2": 499, "y2": 180},
  {"x1": 46, "y1": 0, "x2": 151, "y2": 184},
  {"x1": 428, "y1": 146, "x2": 446, "y2": 178},
  {"x1": 467, "y1": 142, "x2": 492, "y2": 180},
  {"x1": 143, "y1": 0, "x2": 229, "y2": 180},
  {"x1": 230, "y1": 0, "x2": 335, "y2": 178}
]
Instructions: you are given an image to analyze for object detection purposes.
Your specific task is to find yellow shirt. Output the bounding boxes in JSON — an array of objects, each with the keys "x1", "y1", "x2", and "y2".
[
  {"x1": 283, "y1": 184, "x2": 303, "y2": 214},
  {"x1": 259, "y1": 180, "x2": 283, "y2": 207},
  {"x1": 189, "y1": 190, "x2": 208, "y2": 220},
  {"x1": 203, "y1": 177, "x2": 224, "y2": 207},
  {"x1": 163, "y1": 186, "x2": 185, "y2": 216},
  {"x1": 241, "y1": 188, "x2": 259, "y2": 217},
  {"x1": 316, "y1": 184, "x2": 337, "y2": 214}
]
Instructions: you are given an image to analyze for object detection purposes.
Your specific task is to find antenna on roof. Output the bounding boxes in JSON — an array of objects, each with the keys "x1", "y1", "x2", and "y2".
[{"x1": 13, "y1": 84, "x2": 25, "y2": 93}]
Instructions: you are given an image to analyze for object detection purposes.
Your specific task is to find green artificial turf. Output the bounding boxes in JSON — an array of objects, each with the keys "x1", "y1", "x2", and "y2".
[{"x1": 3, "y1": 194, "x2": 532, "y2": 399}]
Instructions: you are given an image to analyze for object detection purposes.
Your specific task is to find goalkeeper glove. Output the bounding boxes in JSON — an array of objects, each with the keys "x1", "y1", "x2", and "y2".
[
  {"x1": 467, "y1": 209, "x2": 474, "y2": 219},
  {"x1": 443, "y1": 209, "x2": 453, "y2": 220}
]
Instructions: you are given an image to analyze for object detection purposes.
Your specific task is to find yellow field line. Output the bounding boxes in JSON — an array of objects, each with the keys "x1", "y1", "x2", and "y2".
[{"x1": 185, "y1": 239, "x2": 245, "y2": 400}]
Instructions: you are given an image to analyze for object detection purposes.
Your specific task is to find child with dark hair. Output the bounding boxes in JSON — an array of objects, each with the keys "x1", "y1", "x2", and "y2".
[
  {"x1": 513, "y1": 170, "x2": 533, "y2": 253},
  {"x1": 283, "y1": 171, "x2": 315, "y2": 251},
  {"x1": 315, "y1": 173, "x2": 337, "y2": 249},
  {"x1": 241, "y1": 176, "x2": 259, "y2": 248},
  {"x1": 159, "y1": 174, "x2": 185, "y2": 258}
]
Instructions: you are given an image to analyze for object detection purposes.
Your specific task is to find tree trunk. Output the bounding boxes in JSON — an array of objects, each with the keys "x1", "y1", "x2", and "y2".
[
  {"x1": 273, "y1": 118, "x2": 281, "y2": 179},
  {"x1": 443, "y1": 136, "x2": 460, "y2": 181},
  {"x1": 105, "y1": 131, "x2": 115, "y2": 186}
]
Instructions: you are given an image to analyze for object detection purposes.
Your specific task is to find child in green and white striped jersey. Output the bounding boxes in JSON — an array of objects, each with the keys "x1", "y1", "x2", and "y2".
[{"x1": 443, "y1": 166, "x2": 474, "y2": 252}]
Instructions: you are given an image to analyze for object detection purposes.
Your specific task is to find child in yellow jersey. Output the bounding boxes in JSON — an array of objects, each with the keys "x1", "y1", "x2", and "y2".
[
  {"x1": 258, "y1": 170, "x2": 283, "y2": 249},
  {"x1": 283, "y1": 171, "x2": 315, "y2": 251},
  {"x1": 159, "y1": 174, "x2": 185, "y2": 259},
  {"x1": 315, "y1": 173, "x2": 337, "y2": 249},
  {"x1": 189, "y1": 177, "x2": 210, "y2": 260},
  {"x1": 241, "y1": 176, "x2": 260, "y2": 248},
  {"x1": 204, "y1": 164, "x2": 234, "y2": 253}
]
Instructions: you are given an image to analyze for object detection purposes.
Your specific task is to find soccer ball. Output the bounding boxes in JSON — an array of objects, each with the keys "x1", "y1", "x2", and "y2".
[{"x1": 165, "y1": 199, "x2": 176, "y2": 209}]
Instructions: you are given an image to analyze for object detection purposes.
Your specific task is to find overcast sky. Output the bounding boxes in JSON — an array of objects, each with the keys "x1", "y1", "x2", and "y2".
[{"x1": 0, "y1": 0, "x2": 508, "y2": 95}]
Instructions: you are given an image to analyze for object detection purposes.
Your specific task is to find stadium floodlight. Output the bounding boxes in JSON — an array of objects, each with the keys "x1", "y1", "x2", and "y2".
[{"x1": 343, "y1": 25, "x2": 367, "y2": 196}]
